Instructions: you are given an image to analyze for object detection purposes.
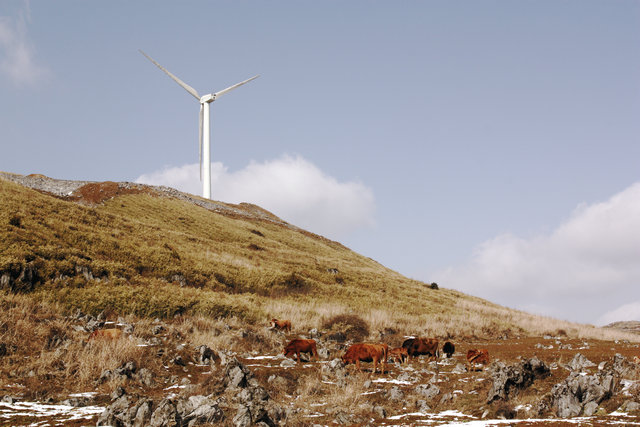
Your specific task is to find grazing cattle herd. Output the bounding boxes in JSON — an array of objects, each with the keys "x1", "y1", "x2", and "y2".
[
  {"x1": 86, "y1": 319, "x2": 497, "y2": 376},
  {"x1": 271, "y1": 318, "x2": 495, "y2": 375}
]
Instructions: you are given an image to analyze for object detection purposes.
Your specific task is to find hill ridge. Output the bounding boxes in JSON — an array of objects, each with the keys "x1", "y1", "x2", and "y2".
[{"x1": 0, "y1": 171, "x2": 290, "y2": 225}]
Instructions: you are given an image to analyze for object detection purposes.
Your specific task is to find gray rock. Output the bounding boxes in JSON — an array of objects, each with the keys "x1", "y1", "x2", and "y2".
[
  {"x1": 622, "y1": 400, "x2": 640, "y2": 414},
  {"x1": 111, "y1": 386, "x2": 126, "y2": 400},
  {"x1": 487, "y1": 357, "x2": 550, "y2": 403},
  {"x1": 416, "y1": 399, "x2": 430, "y2": 413},
  {"x1": 149, "y1": 398, "x2": 181, "y2": 427},
  {"x1": 61, "y1": 397, "x2": 89, "y2": 407},
  {"x1": 116, "y1": 361, "x2": 137, "y2": 378},
  {"x1": 387, "y1": 386, "x2": 404, "y2": 401},
  {"x1": 225, "y1": 359, "x2": 253, "y2": 389},
  {"x1": 565, "y1": 353, "x2": 596, "y2": 372},
  {"x1": 280, "y1": 358, "x2": 296, "y2": 368},
  {"x1": 582, "y1": 401, "x2": 599, "y2": 416},
  {"x1": 182, "y1": 395, "x2": 224, "y2": 426},
  {"x1": 135, "y1": 368, "x2": 154, "y2": 387},
  {"x1": 439, "y1": 392, "x2": 453, "y2": 405},
  {"x1": 415, "y1": 383, "x2": 440, "y2": 400},
  {"x1": 550, "y1": 370, "x2": 618, "y2": 417},
  {"x1": 396, "y1": 372, "x2": 414, "y2": 383},
  {"x1": 233, "y1": 405, "x2": 252, "y2": 427},
  {"x1": 373, "y1": 405, "x2": 386, "y2": 418},
  {"x1": 610, "y1": 353, "x2": 640, "y2": 378},
  {"x1": 133, "y1": 400, "x2": 153, "y2": 427}
]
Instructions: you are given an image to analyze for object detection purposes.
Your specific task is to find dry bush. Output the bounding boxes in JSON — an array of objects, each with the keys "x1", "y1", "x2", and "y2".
[{"x1": 322, "y1": 314, "x2": 370, "y2": 342}]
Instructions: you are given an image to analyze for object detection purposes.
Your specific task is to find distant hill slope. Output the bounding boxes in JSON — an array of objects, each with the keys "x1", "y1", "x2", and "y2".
[
  {"x1": 0, "y1": 172, "x2": 628, "y2": 340},
  {"x1": 604, "y1": 321, "x2": 640, "y2": 335}
]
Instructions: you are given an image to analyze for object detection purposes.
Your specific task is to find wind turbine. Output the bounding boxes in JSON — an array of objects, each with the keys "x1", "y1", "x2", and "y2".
[{"x1": 140, "y1": 50, "x2": 258, "y2": 199}]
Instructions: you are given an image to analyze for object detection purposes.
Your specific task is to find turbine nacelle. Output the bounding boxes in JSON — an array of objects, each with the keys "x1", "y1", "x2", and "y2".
[{"x1": 200, "y1": 94, "x2": 215, "y2": 104}]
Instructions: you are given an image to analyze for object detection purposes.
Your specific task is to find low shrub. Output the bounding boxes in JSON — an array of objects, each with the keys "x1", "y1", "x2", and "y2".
[{"x1": 322, "y1": 314, "x2": 370, "y2": 342}]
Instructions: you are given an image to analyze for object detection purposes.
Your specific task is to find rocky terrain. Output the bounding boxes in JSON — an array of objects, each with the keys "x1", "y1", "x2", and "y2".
[
  {"x1": 2, "y1": 172, "x2": 640, "y2": 426},
  {"x1": 1, "y1": 312, "x2": 640, "y2": 426}
]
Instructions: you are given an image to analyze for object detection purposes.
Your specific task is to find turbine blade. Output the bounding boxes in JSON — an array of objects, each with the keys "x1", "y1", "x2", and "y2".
[
  {"x1": 199, "y1": 103, "x2": 203, "y2": 181},
  {"x1": 213, "y1": 75, "x2": 259, "y2": 99},
  {"x1": 139, "y1": 50, "x2": 200, "y2": 100}
]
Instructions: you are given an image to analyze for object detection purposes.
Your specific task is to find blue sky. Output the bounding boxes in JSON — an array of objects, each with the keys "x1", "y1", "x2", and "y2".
[{"x1": 1, "y1": 1, "x2": 639, "y2": 325}]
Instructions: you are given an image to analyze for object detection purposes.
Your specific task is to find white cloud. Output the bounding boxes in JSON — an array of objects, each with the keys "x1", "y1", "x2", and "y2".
[
  {"x1": 435, "y1": 182, "x2": 640, "y2": 324},
  {"x1": 136, "y1": 154, "x2": 376, "y2": 239},
  {"x1": 0, "y1": 6, "x2": 47, "y2": 86}
]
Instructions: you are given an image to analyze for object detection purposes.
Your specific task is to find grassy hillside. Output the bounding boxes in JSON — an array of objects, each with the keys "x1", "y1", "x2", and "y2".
[{"x1": 0, "y1": 174, "x2": 631, "y2": 340}]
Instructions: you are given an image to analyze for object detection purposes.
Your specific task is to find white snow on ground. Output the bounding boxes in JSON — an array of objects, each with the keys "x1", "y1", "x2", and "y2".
[
  {"x1": 0, "y1": 400, "x2": 104, "y2": 423},
  {"x1": 244, "y1": 355, "x2": 277, "y2": 360},
  {"x1": 68, "y1": 392, "x2": 97, "y2": 398},
  {"x1": 372, "y1": 378, "x2": 413, "y2": 385},
  {"x1": 383, "y1": 410, "x2": 640, "y2": 426}
]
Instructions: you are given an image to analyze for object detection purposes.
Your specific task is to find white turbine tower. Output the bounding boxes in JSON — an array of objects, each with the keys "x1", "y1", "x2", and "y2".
[{"x1": 140, "y1": 50, "x2": 258, "y2": 199}]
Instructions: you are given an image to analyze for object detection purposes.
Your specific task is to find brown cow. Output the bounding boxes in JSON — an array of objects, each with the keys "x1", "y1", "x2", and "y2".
[
  {"x1": 88, "y1": 328, "x2": 123, "y2": 340},
  {"x1": 466, "y1": 349, "x2": 489, "y2": 371},
  {"x1": 283, "y1": 339, "x2": 318, "y2": 362},
  {"x1": 389, "y1": 347, "x2": 408, "y2": 364},
  {"x1": 402, "y1": 337, "x2": 439, "y2": 362},
  {"x1": 342, "y1": 343, "x2": 388, "y2": 374},
  {"x1": 270, "y1": 319, "x2": 291, "y2": 333}
]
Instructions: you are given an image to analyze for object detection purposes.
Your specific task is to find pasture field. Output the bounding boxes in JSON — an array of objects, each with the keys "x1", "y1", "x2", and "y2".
[
  {"x1": 0, "y1": 304, "x2": 639, "y2": 426},
  {"x1": 1, "y1": 173, "x2": 639, "y2": 425}
]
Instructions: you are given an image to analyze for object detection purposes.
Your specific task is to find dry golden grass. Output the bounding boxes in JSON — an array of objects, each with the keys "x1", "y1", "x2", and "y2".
[{"x1": 1, "y1": 176, "x2": 638, "y2": 345}]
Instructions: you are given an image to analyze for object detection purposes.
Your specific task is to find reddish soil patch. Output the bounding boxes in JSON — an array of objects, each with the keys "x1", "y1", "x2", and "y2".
[{"x1": 66, "y1": 182, "x2": 148, "y2": 204}]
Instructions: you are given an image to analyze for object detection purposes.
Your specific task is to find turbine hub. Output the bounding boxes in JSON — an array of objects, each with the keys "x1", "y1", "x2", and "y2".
[{"x1": 200, "y1": 94, "x2": 215, "y2": 103}]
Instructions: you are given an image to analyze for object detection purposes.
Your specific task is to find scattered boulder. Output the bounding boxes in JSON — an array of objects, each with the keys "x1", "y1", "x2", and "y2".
[
  {"x1": 116, "y1": 361, "x2": 137, "y2": 378},
  {"x1": 487, "y1": 357, "x2": 550, "y2": 403},
  {"x1": 415, "y1": 383, "x2": 440, "y2": 400},
  {"x1": 610, "y1": 353, "x2": 640, "y2": 378},
  {"x1": 565, "y1": 353, "x2": 596, "y2": 372},
  {"x1": 149, "y1": 398, "x2": 181, "y2": 427},
  {"x1": 224, "y1": 359, "x2": 254, "y2": 389},
  {"x1": 549, "y1": 370, "x2": 618, "y2": 417},
  {"x1": 387, "y1": 386, "x2": 404, "y2": 401}
]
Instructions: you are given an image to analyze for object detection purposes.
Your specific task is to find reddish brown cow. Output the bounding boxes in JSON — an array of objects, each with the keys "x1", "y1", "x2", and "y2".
[
  {"x1": 342, "y1": 343, "x2": 388, "y2": 374},
  {"x1": 389, "y1": 347, "x2": 408, "y2": 364},
  {"x1": 283, "y1": 339, "x2": 318, "y2": 362},
  {"x1": 88, "y1": 328, "x2": 123, "y2": 340},
  {"x1": 270, "y1": 319, "x2": 291, "y2": 333},
  {"x1": 402, "y1": 337, "x2": 439, "y2": 362},
  {"x1": 466, "y1": 349, "x2": 489, "y2": 371}
]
